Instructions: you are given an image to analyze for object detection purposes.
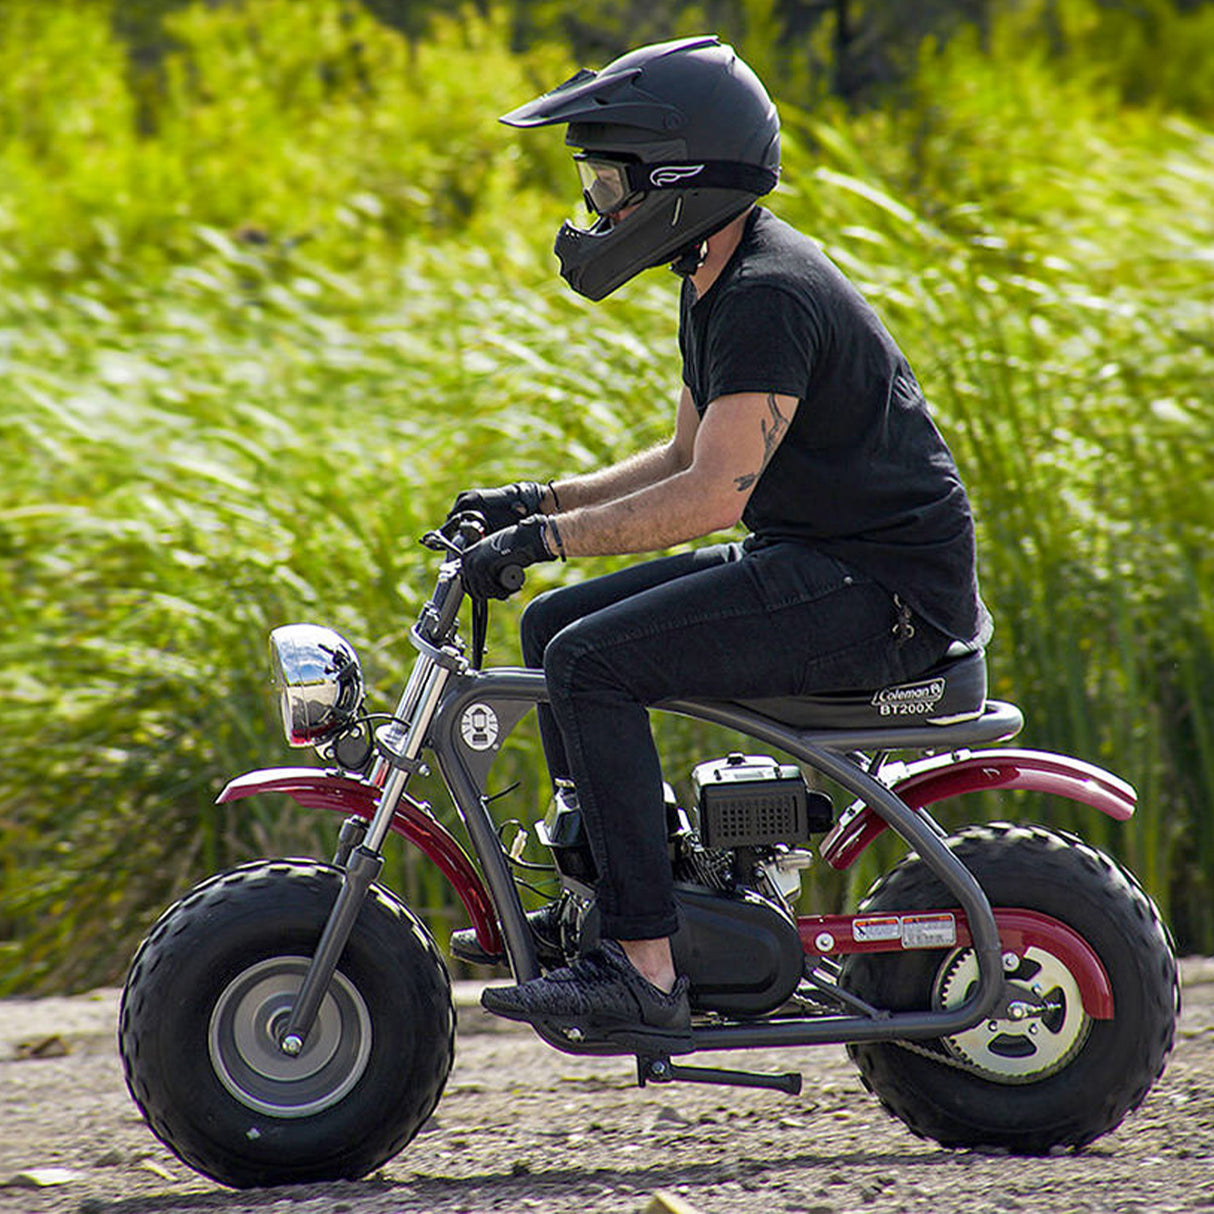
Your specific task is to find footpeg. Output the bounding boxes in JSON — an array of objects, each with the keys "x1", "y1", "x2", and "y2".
[{"x1": 637, "y1": 1055, "x2": 802, "y2": 1095}]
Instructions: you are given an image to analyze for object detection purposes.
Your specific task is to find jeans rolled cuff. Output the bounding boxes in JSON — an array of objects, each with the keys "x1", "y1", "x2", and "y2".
[{"x1": 598, "y1": 907, "x2": 680, "y2": 942}]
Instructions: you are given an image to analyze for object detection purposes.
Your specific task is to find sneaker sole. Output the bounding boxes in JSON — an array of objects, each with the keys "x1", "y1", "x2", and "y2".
[{"x1": 480, "y1": 1002, "x2": 694, "y2": 1057}]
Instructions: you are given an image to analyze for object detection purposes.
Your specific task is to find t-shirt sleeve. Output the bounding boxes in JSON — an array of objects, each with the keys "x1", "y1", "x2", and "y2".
[{"x1": 703, "y1": 285, "x2": 821, "y2": 404}]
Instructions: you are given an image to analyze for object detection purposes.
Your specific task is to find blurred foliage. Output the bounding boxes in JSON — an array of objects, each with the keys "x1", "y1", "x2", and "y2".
[
  {"x1": 506, "y1": 0, "x2": 1214, "y2": 112},
  {"x1": 0, "y1": 0, "x2": 1211, "y2": 991}
]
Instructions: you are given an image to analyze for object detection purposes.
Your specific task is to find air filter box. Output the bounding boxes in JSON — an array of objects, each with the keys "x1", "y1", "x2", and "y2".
[{"x1": 692, "y1": 753, "x2": 831, "y2": 848}]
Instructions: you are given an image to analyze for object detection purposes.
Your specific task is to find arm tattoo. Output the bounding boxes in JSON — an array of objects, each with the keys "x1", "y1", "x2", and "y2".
[{"x1": 734, "y1": 393, "x2": 790, "y2": 492}]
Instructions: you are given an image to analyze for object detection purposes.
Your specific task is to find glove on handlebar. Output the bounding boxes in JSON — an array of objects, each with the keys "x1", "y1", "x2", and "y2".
[
  {"x1": 460, "y1": 516, "x2": 554, "y2": 599},
  {"x1": 448, "y1": 481, "x2": 545, "y2": 535}
]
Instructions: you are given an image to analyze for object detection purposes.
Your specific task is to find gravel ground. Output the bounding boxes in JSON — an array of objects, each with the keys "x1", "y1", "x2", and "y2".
[{"x1": 1, "y1": 960, "x2": 1211, "y2": 1214}]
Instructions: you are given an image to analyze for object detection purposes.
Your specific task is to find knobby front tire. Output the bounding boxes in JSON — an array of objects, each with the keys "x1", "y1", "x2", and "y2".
[
  {"x1": 119, "y1": 859, "x2": 455, "y2": 1188},
  {"x1": 839, "y1": 823, "x2": 1179, "y2": 1153}
]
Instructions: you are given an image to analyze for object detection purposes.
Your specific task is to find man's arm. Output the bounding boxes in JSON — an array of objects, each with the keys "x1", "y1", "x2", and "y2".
[
  {"x1": 541, "y1": 388, "x2": 700, "y2": 511},
  {"x1": 552, "y1": 390, "x2": 798, "y2": 556}
]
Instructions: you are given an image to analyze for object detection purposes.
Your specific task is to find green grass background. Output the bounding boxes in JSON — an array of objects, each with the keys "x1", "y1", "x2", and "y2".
[{"x1": 1, "y1": 0, "x2": 1211, "y2": 991}]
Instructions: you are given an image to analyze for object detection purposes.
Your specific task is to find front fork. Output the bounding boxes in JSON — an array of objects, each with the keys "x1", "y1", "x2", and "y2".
[
  {"x1": 279, "y1": 643, "x2": 453, "y2": 1055},
  {"x1": 279, "y1": 828, "x2": 382, "y2": 1055}
]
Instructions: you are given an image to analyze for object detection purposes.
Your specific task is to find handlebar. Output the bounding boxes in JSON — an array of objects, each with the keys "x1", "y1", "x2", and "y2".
[
  {"x1": 442, "y1": 515, "x2": 528, "y2": 596},
  {"x1": 417, "y1": 514, "x2": 527, "y2": 645}
]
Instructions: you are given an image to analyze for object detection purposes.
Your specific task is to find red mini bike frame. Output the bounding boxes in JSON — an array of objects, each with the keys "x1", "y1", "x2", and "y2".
[{"x1": 218, "y1": 742, "x2": 1132, "y2": 1020}]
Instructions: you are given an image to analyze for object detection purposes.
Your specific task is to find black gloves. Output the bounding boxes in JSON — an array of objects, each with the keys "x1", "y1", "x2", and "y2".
[
  {"x1": 448, "y1": 481, "x2": 546, "y2": 535},
  {"x1": 460, "y1": 517, "x2": 555, "y2": 599}
]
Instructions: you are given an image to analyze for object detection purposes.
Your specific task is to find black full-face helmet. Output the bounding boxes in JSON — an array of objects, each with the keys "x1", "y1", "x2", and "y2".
[{"x1": 500, "y1": 35, "x2": 780, "y2": 301}]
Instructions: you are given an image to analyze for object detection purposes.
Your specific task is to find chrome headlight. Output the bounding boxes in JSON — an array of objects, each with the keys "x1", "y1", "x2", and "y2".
[{"x1": 269, "y1": 624, "x2": 365, "y2": 747}]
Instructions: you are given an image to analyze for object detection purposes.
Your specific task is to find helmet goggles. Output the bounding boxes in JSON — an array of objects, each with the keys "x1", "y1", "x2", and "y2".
[
  {"x1": 574, "y1": 152, "x2": 777, "y2": 217},
  {"x1": 574, "y1": 155, "x2": 643, "y2": 216}
]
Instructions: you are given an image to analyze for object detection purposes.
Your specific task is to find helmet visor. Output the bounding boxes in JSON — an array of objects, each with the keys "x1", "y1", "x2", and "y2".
[{"x1": 574, "y1": 155, "x2": 643, "y2": 216}]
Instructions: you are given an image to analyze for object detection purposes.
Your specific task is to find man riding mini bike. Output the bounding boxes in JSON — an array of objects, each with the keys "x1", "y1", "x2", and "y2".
[
  {"x1": 116, "y1": 37, "x2": 1179, "y2": 1190},
  {"x1": 454, "y1": 35, "x2": 992, "y2": 1051}
]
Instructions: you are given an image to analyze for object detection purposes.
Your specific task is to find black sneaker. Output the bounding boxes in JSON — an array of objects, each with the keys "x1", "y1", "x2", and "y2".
[
  {"x1": 449, "y1": 901, "x2": 565, "y2": 968},
  {"x1": 480, "y1": 940, "x2": 693, "y2": 1055}
]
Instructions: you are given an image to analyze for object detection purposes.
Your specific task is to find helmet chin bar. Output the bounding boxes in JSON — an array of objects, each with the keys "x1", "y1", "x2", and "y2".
[
  {"x1": 553, "y1": 217, "x2": 617, "y2": 301},
  {"x1": 554, "y1": 190, "x2": 757, "y2": 301}
]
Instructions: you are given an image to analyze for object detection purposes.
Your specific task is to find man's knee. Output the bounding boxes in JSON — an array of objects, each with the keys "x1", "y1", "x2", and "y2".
[
  {"x1": 540, "y1": 621, "x2": 579, "y2": 695},
  {"x1": 520, "y1": 586, "x2": 569, "y2": 667}
]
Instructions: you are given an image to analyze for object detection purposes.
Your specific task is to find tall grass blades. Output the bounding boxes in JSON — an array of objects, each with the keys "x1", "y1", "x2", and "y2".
[{"x1": 1, "y1": 0, "x2": 1211, "y2": 990}]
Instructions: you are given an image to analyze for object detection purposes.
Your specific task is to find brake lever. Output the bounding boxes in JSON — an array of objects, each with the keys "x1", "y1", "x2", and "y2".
[
  {"x1": 419, "y1": 530, "x2": 460, "y2": 555},
  {"x1": 420, "y1": 512, "x2": 487, "y2": 555}
]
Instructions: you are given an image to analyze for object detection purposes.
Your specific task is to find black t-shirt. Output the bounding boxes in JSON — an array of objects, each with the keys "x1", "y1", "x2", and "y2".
[{"x1": 679, "y1": 207, "x2": 990, "y2": 644}]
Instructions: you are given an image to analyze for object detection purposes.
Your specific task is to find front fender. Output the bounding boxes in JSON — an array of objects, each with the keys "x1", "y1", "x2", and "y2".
[
  {"x1": 217, "y1": 767, "x2": 501, "y2": 956},
  {"x1": 820, "y1": 748, "x2": 1137, "y2": 871}
]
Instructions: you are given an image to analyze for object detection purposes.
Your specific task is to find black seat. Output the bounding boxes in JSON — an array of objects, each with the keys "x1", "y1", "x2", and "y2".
[{"x1": 734, "y1": 641, "x2": 987, "y2": 731}]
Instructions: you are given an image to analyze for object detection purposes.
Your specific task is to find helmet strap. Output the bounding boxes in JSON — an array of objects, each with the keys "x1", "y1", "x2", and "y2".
[{"x1": 669, "y1": 240, "x2": 707, "y2": 278}]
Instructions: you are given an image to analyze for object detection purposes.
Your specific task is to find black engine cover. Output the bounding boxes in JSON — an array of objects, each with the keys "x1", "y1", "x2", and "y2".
[
  {"x1": 670, "y1": 883, "x2": 804, "y2": 1016},
  {"x1": 577, "y1": 883, "x2": 804, "y2": 1017}
]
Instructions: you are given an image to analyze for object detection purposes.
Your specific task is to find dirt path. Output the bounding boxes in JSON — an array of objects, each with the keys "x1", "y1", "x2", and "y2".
[{"x1": 2, "y1": 961, "x2": 1212, "y2": 1214}]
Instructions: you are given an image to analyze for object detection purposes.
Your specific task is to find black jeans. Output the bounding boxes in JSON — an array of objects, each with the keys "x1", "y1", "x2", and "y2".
[{"x1": 521, "y1": 541, "x2": 952, "y2": 940}]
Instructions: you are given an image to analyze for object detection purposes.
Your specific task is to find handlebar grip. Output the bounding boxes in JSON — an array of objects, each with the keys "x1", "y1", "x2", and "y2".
[{"x1": 498, "y1": 564, "x2": 525, "y2": 593}]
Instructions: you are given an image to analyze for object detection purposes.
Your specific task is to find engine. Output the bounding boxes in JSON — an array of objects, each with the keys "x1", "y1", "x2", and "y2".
[{"x1": 536, "y1": 754, "x2": 835, "y2": 1016}]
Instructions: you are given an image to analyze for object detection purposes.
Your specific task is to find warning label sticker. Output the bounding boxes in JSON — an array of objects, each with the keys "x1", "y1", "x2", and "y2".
[
  {"x1": 853, "y1": 916, "x2": 902, "y2": 942},
  {"x1": 852, "y1": 913, "x2": 958, "y2": 949},
  {"x1": 900, "y1": 913, "x2": 957, "y2": 949}
]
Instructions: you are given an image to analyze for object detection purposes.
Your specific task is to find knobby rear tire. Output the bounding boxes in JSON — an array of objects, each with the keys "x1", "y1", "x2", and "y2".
[
  {"x1": 839, "y1": 822, "x2": 1179, "y2": 1153},
  {"x1": 119, "y1": 859, "x2": 454, "y2": 1188}
]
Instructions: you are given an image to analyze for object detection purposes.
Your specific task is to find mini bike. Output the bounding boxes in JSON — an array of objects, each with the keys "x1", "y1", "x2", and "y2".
[{"x1": 119, "y1": 519, "x2": 1179, "y2": 1187}]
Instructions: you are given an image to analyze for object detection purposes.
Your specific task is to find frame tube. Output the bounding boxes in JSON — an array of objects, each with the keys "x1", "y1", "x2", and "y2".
[
  {"x1": 431, "y1": 672, "x2": 1009, "y2": 1041},
  {"x1": 432, "y1": 667, "x2": 552, "y2": 984}
]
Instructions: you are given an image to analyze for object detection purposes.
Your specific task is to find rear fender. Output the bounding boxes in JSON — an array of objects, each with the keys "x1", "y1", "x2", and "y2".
[
  {"x1": 216, "y1": 767, "x2": 501, "y2": 956},
  {"x1": 820, "y1": 748, "x2": 1136, "y2": 871}
]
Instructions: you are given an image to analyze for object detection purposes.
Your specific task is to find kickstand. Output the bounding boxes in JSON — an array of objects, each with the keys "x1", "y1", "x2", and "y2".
[{"x1": 637, "y1": 1054, "x2": 802, "y2": 1095}]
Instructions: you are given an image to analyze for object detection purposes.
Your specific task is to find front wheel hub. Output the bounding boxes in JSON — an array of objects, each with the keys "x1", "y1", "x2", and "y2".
[{"x1": 208, "y1": 956, "x2": 372, "y2": 1118}]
